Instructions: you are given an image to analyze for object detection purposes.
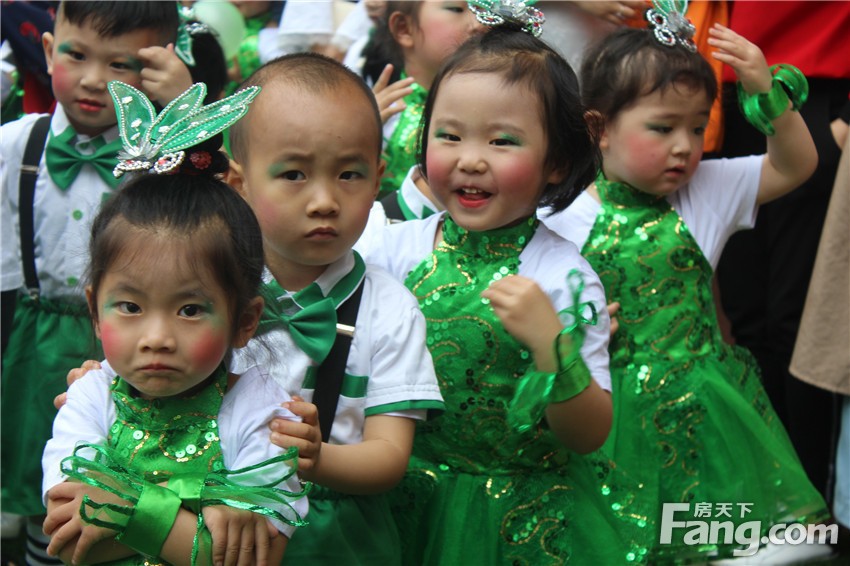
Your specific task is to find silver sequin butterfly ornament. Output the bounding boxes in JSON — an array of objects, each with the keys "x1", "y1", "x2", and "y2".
[{"x1": 108, "y1": 81, "x2": 259, "y2": 178}]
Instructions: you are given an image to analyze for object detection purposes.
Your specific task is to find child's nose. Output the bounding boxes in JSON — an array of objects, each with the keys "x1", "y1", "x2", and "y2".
[
  {"x1": 79, "y1": 63, "x2": 107, "y2": 91},
  {"x1": 457, "y1": 145, "x2": 487, "y2": 174},
  {"x1": 139, "y1": 317, "x2": 177, "y2": 352},
  {"x1": 307, "y1": 184, "x2": 341, "y2": 216}
]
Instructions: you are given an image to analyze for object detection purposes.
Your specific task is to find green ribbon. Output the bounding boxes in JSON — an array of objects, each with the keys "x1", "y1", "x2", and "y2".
[
  {"x1": 737, "y1": 64, "x2": 808, "y2": 137},
  {"x1": 60, "y1": 442, "x2": 309, "y2": 564},
  {"x1": 45, "y1": 127, "x2": 123, "y2": 190},
  {"x1": 508, "y1": 269, "x2": 597, "y2": 433}
]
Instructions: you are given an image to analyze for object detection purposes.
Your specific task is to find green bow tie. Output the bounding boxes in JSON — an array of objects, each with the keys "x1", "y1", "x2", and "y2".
[
  {"x1": 259, "y1": 281, "x2": 338, "y2": 364},
  {"x1": 45, "y1": 127, "x2": 123, "y2": 191}
]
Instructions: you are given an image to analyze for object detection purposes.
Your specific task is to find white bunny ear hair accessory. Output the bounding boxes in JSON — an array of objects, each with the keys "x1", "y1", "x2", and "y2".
[{"x1": 108, "y1": 81, "x2": 260, "y2": 178}]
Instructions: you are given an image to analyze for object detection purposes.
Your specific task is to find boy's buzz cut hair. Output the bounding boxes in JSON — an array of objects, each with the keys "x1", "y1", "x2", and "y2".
[
  {"x1": 229, "y1": 52, "x2": 383, "y2": 164},
  {"x1": 59, "y1": 1, "x2": 179, "y2": 43}
]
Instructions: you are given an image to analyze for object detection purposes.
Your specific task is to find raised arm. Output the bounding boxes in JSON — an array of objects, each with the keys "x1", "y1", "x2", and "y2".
[{"x1": 709, "y1": 23, "x2": 817, "y2": 205}]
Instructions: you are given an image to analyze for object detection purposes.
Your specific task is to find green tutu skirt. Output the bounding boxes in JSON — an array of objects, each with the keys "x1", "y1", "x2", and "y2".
[
  {"x1": 283, "y1": 485, "x2": 402, "y2": 565},
  {"x1": 1, "y1": 294, "x2": 101, "y2": 515},
  {"x1": 390, "y1": 452, "x2": 652, "y2": 565},
  {"x1": 605, "y1": 346, "x2": 829, "y2": 563}
]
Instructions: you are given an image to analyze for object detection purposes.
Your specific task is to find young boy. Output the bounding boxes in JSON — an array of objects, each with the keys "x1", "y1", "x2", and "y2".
[
  {"x1": 0, "y1": 2, "x2": 182, "y2": 563},
  {"x1": 227, "y1": 53, "x2": 444, "y2": 564}
]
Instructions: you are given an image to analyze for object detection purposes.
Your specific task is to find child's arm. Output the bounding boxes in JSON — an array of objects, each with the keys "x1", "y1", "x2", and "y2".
[
  {"x1": 271, "y1": 404, "x2": 415, "y2": 494},
  {"x1": 482, "y1": 275, "x2": 613, "y2": 454},
  {"x1": 709, "y1": 24, "x2": 817, "y2": 205},
  {"x1": 45, "y1": 481, "x2": 280, "y2": 566},
  {"x1": 137, "y1": 44, "x2": 193, "y2": 107}
]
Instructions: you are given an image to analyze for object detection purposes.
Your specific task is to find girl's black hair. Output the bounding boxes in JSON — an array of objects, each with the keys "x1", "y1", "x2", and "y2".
[
  {"x1": 59, "y1": 1, "x2": 179, "y2": 44},
  {"x1": 185, "y1": 22, "x2": 228, "y2": 104},
  {"x1": 581, "y1": 27, "x2": 717, "y2": 121},
  {"x1": 418, "y1": 27, "x2": 600, "y2": 213},
  {"x1": 87, "y1": 138, "x2": 264, "y2": 345}
]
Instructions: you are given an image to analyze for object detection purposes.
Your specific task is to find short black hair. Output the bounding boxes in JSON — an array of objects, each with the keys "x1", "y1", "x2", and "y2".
[
  {"x1": 229, "y1": 52, "x2": 382, "y2": 164},
  {"x1": 419, "y1": 27, "x2": 600, "y2": 213},
  {"x1": 58, "y1": 1, "x2": 178, "y2": 44},
  {"x1": 581, "y1": 27, "x2": 717, "y2": 121}
]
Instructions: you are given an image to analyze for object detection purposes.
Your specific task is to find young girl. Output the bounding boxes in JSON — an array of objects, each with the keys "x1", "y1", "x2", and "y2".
[
  {"x1": 545, "y1": 9, "x2": 829, "y2": 561},
  {"x1": 359, "y1": 8, "x2": 651, "y2": 563},
  {"x1": 40, "y1": 82, "x2": 308, "y2": 566},
  {"x1": 370, "y1": 0, "x2": 483, "y2": 196}
]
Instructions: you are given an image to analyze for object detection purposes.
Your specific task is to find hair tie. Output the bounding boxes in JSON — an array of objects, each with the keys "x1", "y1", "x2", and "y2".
[
  {"x1": 645, "y1": 0, "x2": 696, "y2": 52},
  {"x1": 467, "y1": 0, "x2": 545, "y2": 38},
  {"x1": 108, "y1": 81, "x2": 259, "y2": 178}
]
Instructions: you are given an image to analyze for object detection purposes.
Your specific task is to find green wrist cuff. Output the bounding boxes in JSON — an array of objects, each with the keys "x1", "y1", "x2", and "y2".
[
  {"x1": 117, "y1": 482, "x2": 182, "y2": 557},
  {"x1": 737, "y1": 64, "x2": 808, "y2": 136},
  {"x1": 549, "y1": 329, "x2": 592, "y2": 403}
]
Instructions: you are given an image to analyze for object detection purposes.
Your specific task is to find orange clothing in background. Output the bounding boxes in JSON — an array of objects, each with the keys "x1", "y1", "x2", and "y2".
[{"x1": 626, "y1": 1, "x2": 729, "y2": 152}]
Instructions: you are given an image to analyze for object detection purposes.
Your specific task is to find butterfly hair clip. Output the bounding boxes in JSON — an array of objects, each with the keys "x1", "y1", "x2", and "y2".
[
  {"x1": 646, "y1": 0, "x2": 696, "y2": 52},
  {"x1": 467, "y1": 0, "x2": 545, "y2": 38},
  {"x1": 108, "y1": 81, "x2": 259, "y2": 178}
]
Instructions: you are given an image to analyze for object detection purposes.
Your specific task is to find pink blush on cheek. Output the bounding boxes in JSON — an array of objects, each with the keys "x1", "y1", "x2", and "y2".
[
  {"x1": 50, "y1": 63, "x2": 72, "y2": 100},
  {"x1": 190, "y1": 328, "x2": 229, "y2": 371},
  {"x1": 98, "y1": 321, "x2": 120, "y2": 360}
]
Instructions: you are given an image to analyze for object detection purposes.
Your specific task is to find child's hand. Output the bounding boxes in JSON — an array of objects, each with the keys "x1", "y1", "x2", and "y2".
[
  {"x1": 481, "y1": 275, "x2": 563, "y2": 369},
  {"x1": 607, "y1": 302, "x2": 620, "y2": 336},
  {"x1": 373, "y1": 64, "x2": 415, "y2": 124},
  {"x1": 54, "y1": 359, "x2": 101, "y2": 409},
  {"x1": 269, "y1": 396, "x2": 323, "y2": 473},
  {"x1": 43, "y1": 481, "x2": 121, "y2": 563},
  {"x1": 138, "y1": 44, "x2": 193, "y2": 106},
  {"x1": 708, "y1": 24, "x2": 773, "y2": 95},
  {"x1": 202, "y1": 505, "x2": 278, "y2": 566}
]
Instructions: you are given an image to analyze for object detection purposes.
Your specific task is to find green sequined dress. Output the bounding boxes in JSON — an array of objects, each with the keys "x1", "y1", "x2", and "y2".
[
  {"x1": 582, "y1": 180, "x2": 828, "y2": 562},
  {"x1": 392, "y1": 216, "x2": 651, "y2": 565},
  {"x1": 380, "y1": 76, "x2": 427, "y2": 198},
  {"x1": 43, "y1": 367, "x2": 307, "y2": 566}
]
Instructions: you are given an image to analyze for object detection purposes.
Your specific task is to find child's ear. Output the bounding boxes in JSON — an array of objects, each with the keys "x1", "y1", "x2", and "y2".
[
  {"x1": 546, "y1": 165, "x2": 568, "y2": 187},
  {"x1": 389, "y1": 11, "x2": 415, "y2": 49},
  {"x1": 85, "y1": 286, "x2": 102, "y2": 339},
  {"x1": 232, "y1": 296, "x2": 264, "y2": 348},
  {"x1": 584, "y1": 110, "x2": 609, "y2": 152},
  {"x1": 42, "y1": 32, "x2": 55, "y2": 75},
  {"x1": 227, "y1": 159, "x2": 247, "y2": 197}
]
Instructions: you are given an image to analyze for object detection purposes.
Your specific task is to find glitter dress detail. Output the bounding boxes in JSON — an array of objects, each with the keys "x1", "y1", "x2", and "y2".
[
  {"x1": 393, "y1": 216, "x2": 650, "y2": 564},
  {"x1": 108, "y1": 369, "x2": 226, "y2": 481},
  {"x1": 583, "y1": 178, "x2": 828, "y2": 561}
]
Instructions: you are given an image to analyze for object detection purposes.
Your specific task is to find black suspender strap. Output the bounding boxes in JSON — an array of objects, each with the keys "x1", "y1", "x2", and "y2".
[
  {"x1": 313, "y1": 282, "x2": 365, "y2": 443},
  {"x1": 379, "y1": 191, "x2": 406, "y2": 222},
  {"x1": 19, "y1": 115, "x2": 51, "y2": 299}
]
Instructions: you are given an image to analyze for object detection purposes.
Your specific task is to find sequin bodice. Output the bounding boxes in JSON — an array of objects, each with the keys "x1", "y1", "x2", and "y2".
[
  {"x1": 583, "y1": 180, "x2": 721, "y2": 374},
  {"x1": 108, "y1": 369, "x2": 226, "y2": 482},
  {"x1": 404, "y1": 217, "x2": 571, "y2": 473}
]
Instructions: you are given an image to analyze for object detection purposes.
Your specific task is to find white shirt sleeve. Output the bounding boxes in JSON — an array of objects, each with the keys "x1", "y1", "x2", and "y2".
[
  {"x1": 42, "y1": 371, "x2": 115, "y2": 502},
  {"x1": 218, "y1": 367, "x2": 309, "y2": 537},
  {"x1": 670, "y1": 155, "x2": 762, "y2": 269}
]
